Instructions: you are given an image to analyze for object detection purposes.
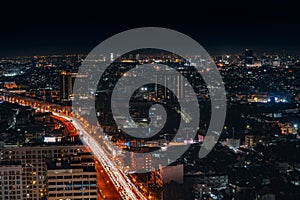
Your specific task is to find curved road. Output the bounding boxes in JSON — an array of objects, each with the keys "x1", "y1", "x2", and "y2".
[{"x1": 55, "y1": 114, "x2": 148, "y2": 200}]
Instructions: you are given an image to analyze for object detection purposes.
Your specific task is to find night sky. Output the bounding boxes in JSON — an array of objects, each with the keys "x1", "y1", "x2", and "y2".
[{"x1": 0, "y1": 0, "x2": 299, "y2": 56}]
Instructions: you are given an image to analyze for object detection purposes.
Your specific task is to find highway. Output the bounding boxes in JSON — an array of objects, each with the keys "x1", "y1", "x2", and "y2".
[
  {"x1": 58, "y1": 114, "x2": 148, "y2": 200},
  {"x1": 95, "y1": 158, "x2": 121, "y2": 200},
  {"x1": 1, "y1": 91, "x2": 148, "y2": 200},
  {"x1": 51, "y1": 114, "x2": 77, "y2": 136}
]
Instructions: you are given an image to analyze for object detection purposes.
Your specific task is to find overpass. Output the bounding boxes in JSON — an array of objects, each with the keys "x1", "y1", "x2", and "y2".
[{"x1": 1, "y1": 90, "x2": 148, "y2": 200}]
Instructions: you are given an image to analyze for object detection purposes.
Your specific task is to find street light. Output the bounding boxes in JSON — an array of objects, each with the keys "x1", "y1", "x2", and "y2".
[{"x1": 294, "y1": 124, "x2": 298, "y2": 129}]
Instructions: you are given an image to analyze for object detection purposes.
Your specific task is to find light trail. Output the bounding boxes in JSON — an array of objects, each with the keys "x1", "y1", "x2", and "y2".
[
  {"x1": 55, "y1": 114, "x2": 148, "y2": 200},
  {"x1": 1, "y1": 91, "x2": 148, "y2": 200}
]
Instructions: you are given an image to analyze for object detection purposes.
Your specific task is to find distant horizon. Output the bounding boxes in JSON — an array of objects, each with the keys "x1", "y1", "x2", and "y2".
[
  {"x1": 1, "y1": 27, "x2": 300, "y2": 57},
  {"x1": 1, "y1": 46, "x2": 300, "y2": 58},
  {"x1": 1, "y1": 39, "x2": 300, "y2": 58}
]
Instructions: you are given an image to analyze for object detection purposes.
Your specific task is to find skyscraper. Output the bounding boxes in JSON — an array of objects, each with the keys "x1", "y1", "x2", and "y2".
[
  {"x1": 0, "y1": 144, "x2": 85, "y2": 199},
  {"x1": 110, "y1": 53, "x2": 114, "y2": 62},
  {"x1": 60, "y1": 71, "x2": 77, "y2": 102},
  {"x1": 244, "y1": 48, "x2": 255, "y2": 66},
  {"x1": 245, "y1": 48, "x2": 253, "y2": 57},
  {"x1": 155, "y1": 72, "x2": 184, "y2": 100},
  {"x1": 0, "y1": 161, "x2": 23, "y2": 200},
  {"x1": 46, "y1": 152, "x2": 97, "y2": 200},
  {"x1": 60, "y1": 72, "x2": 88, "y2": 102}
]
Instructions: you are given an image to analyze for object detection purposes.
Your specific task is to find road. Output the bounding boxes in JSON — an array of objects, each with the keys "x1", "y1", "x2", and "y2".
[
  {"x1": 95, "y1": 158, "x2": 121, "y2": 200},
  {"x1": 1, "y1": 91, "x2": 148, "y2": 200},
  {"x1": 51, "y1": 114, "x2": 77, "y2": 136},
  {"x1": 67, "y1": 116, "x2": 148, "y2": 200}
]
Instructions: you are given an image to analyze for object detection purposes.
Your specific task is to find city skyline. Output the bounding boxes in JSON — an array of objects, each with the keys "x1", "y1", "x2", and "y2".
[
  {"x1": 1, "y1": 46, "x2": 300, "y2": 199},
  {"x1": 1, "y1": 1, "x2": 300, "y2": 199}
]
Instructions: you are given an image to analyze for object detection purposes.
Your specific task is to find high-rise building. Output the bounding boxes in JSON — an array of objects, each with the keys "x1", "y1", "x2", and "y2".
[
  {"x1": 245, "y1": 48, "x2": 253, "y2": 57},
  {"x1": 0, "y1": 144, "x2": 85, "y2": 200},
  {"x1": 244, "y1": 48, "x2": 254, "y2": 66},
  {"x1": 160, "y1": 164, "x2": 184, "y2": 184},
  {"x1": 60, "y1": 72, "x2": 88, "y2": 102},
  {"x1": 131, "y1": 151, "x2": 152, "y2": 172},
  {"x1": 0, "y1": 161, "x2": 23, "y2": 200},
  {"x1": 60, "y1": 71, "x2": 77, "y2": 101},
  {"x1": 186, "y1": 171, "x2": 228, "y2": 190},
  {"x1": 46, "y1": 152, "x2": 97, "y2": 200},
  {"x1": 244, "y1": 135, "x2": 262, "y2": 147},
  {"x1": 110, "y1": 53, "x2": 114, "y2": 62},
  {"x1": 226, "y1": 138, "x2": 241, "y2": 148},
  {"x1": 155, "y1": 72, "x2": 184, "y2": 100}
]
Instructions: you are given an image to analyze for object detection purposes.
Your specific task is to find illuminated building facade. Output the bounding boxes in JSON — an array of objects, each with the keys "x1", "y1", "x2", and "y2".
[
  {"x1": 46, "y1": 152, "x2": 97, "y2": 200},
  {"x1": 0, "y1": 144, "x2": 84, "y2": 199},
  {"x1": 0, "y1": 161, "x2": 23, "y2": 200}
]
